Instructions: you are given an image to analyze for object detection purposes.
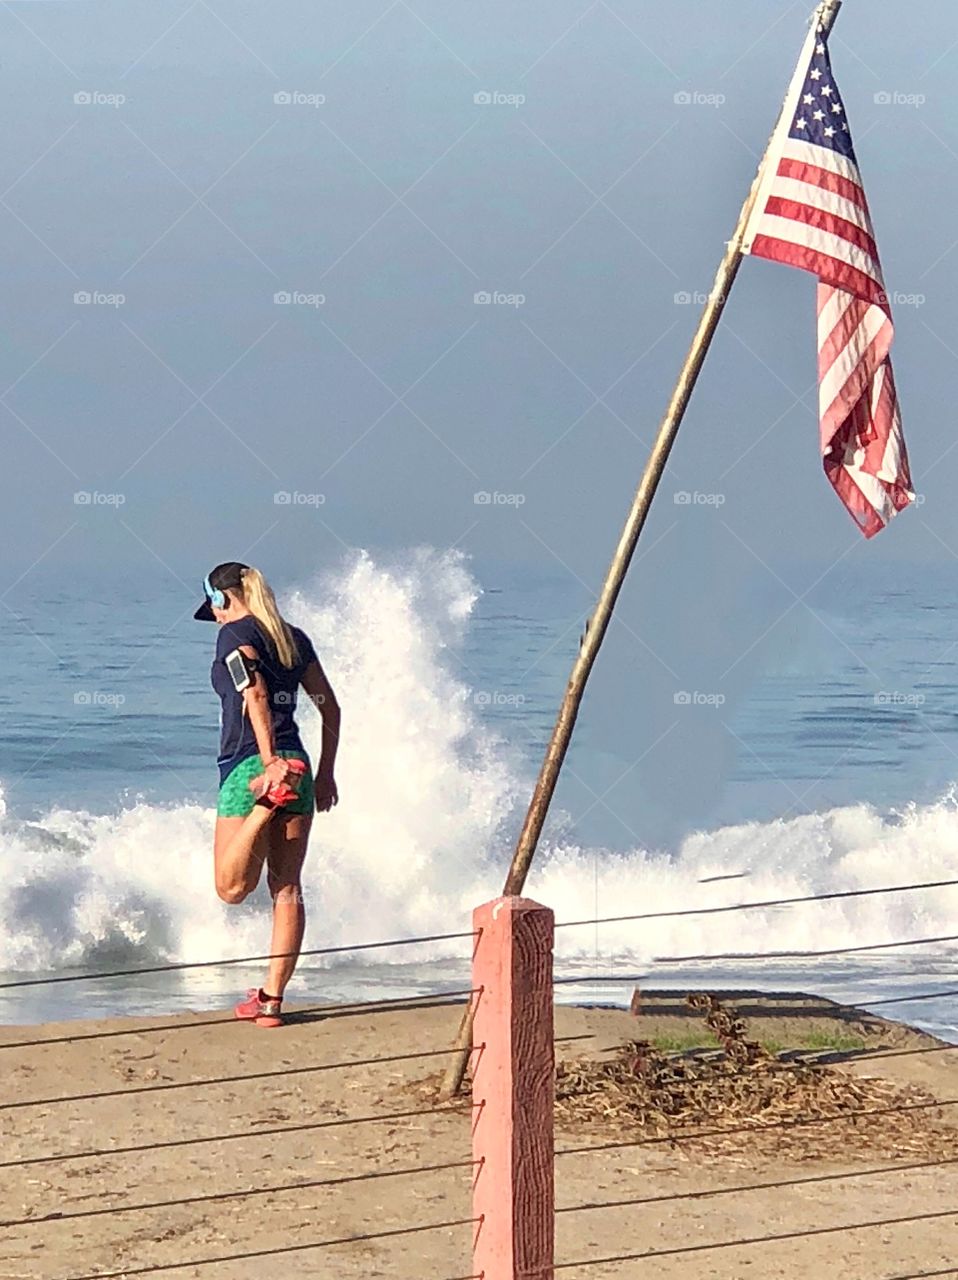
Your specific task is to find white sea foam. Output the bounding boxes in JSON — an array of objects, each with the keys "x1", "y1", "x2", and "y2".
[{"x1": 1, "y1": 549, "x2": 956, "y2": 985}]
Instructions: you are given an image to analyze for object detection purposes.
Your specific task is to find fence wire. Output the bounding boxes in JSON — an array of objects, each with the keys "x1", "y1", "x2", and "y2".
[
  {"x1": 64, "y1": 1217, "x2": 483, "y2": 1280},
  {"x1": 0, "y1": 928, "x2": 480, "y2": 991},
  {"x1": 556, "y1": 1153, "x2": 958, "y2": 1216},
  {"x1": 558, "y1": 1095, "x2": 958, "y2": 1160},
  {"x1": 554, "y1": 877, "x2": 958, "y2": 931},
  {"x1": 651, "y1": 931, "x2": 958, "y2": 965},
  {"x1": 6, "y1": 1159, "x2": 481, "y2": 1231},
  {"x1": 530, "y1": 1205, "x2": 958, "y2": 1274},
  {"x1": 0, "y1": 986, "x2": 478, "y2": 1053},
  {"x1": 553, "y1": 976, "x2": 958, "y2": 1013},
  {"x1": 0, "y1": 1037, "x2": 482, "y2": 1112}
]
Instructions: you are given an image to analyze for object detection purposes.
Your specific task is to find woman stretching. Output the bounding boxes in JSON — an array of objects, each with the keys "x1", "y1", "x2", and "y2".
[{"x1": 195, "y1": 561, "x2": 340, "y2": 1027}]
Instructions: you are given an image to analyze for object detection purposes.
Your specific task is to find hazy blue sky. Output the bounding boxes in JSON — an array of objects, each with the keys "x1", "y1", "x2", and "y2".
[
  {"x1": 4, "y1": 0, "x2": 955, "y2": 578},
  {"x1": 4, "y1": 1, "x2": 958, "y2": 840}
]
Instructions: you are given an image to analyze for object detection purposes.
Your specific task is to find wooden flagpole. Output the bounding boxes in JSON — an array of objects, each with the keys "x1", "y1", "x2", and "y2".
[{"x1": 440, "y1": 0, "x2": 844, "y2": 1100}]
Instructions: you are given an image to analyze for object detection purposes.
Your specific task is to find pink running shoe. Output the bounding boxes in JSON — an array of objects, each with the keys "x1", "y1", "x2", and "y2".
[
  {"x1": 234, "y1": 988, "x2": 283, "y2": 1028},
  {"x1": 248, "y1": 758, "x2": 308, "y2": 809}
]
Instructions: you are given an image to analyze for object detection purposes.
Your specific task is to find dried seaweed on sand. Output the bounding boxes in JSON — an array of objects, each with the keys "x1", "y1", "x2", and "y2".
[{"x1": 554, "y1": 995, "x2": 954, "y2": 1162}]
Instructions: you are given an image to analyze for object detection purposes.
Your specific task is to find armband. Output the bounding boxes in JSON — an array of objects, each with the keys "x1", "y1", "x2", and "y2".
[{"x1": 224, "y1": 648, "x2": 260, "y2": 693}]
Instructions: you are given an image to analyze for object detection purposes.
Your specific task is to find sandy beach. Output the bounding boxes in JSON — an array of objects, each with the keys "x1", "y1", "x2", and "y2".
[{"x1": 1, "y1": 992, "x2": 956, "y2": 1280}]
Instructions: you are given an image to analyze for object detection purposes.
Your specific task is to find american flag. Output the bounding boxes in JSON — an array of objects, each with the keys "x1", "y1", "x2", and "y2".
[{"x1": 742, "y1": 24, "x2": 914, "y2": 538}]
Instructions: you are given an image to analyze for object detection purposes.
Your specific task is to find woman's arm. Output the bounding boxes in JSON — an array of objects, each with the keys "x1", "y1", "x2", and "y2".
[
  {"x1": 300, "y1": 659, "x2": 340, "y2": 811},
  {"x1": 238, "y1": 645, "x2": 288, "y2": 786}
]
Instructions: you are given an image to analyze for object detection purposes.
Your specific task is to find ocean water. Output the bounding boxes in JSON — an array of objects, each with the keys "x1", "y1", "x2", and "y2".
[{"x1": 1, "y1": 549, "x2": 956, "y2": 1041}]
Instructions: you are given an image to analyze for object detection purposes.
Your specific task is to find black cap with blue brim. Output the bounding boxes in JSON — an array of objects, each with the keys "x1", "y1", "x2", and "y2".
[{"x1": 193, "y1": 561, "x2": 248, "y2": 621}]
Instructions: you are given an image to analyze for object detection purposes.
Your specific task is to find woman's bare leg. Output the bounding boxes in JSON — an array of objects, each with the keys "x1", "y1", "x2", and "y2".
[
  {"x1": 264, "y1": 811, "x2": 312, "y2": 997},
  {"x1": 214, "y1": 808, "x2": 275, "y2": 904}
]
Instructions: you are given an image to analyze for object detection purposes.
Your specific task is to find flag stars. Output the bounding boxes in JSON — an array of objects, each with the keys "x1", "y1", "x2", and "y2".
[{"x1": 789, "y1": 42, "x2": 855, "y2": 153}]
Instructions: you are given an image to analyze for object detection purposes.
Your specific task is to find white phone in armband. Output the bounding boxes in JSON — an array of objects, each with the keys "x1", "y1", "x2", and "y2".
[{"x1": 225, "y1": 648, "x2": 255, "y2": 692}]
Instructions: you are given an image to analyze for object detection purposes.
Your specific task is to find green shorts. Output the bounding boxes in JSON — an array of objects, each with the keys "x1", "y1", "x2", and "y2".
[{"x1": 217, "y1": 750, "x2": 313, "y2": 818}]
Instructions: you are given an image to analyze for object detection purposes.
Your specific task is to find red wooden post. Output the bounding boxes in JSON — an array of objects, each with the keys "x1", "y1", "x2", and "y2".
[{"x1": 471, "y1": 896, "x2": 555, "y2": 1280}]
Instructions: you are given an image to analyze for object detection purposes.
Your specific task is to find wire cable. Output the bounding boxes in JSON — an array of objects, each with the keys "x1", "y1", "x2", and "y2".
[
  {"x1": 813, "y1": 1041, "x2": 958, "y2": 1066},
  {"x1": 550, "y1": 1047, "x2": 958, "y2": 1164},
  {"x1": 549, "y1": 935, "x2": 958, "y2": 971},
  {"x1": 877, "y1": 1271, "x2": 958, "y2": 1280},
  {"x1": 0, "y1": 927, "x2": 479, "y2": 991},
  {"x1": 0, "y1": 987, "x2": 478, "y2": 1053},
  {"x1": 558, "y1": 1095, "x2": 958, "y2": 1159},
  {"x1": 7, "y1": 875, "x2": 954, "y2": 995},
  {"x1": 0, "y1": 1033, "x2": 594, "y2": 1117},
  {"x1": 554, "y1": 877, "x2": 958, "y2": 931},
  {"x1": 3, "y1": 1158, "x2": 481, "y2": 1230},
  {"x1": 2, "y1": 1095, "x2": 463, "y2": 1145},
  {"x1": 0, "y1": 1042, "x2": 484, "y2": 1112},
  {"x1": 652, "y1": 932, "x2": 958, "y2": 965},
  {"x1": 726, "y1": 1041, "x2": 958, "y2": 1071},
  {"x1": 0, "y1": 1034, "x2": 594, "y2": 1146},
  {"x1": 555, "y1": 1153, "x2": 958, "y2": 1216},
  {"x1": 855, "y1": 988, "x2": 958, "y2": 1008},
  {"x1": 0, "y1": 1104, "x2": 470, "y2": 1171},
  {"x1": 760, "y1": 1040, "x2": 958, "y2": 1070},
  {"x1": 10, "y1": 875, "x2": 954, "y2": 994},
  {"x1": 524, "y1": 1205, "x2": 958, "y2": 1274},
  {"x1": 554, "y1": 972, "x2": 646, "y2": 988},
  {"x1": 4, "y1": 1009, "x2": 951, "y2": 1121},
  {"x1": 64, "y1": 1216, "x2": 482, "y2": 1280},
  {"x1": 552, "y1": 977, "x2": 958, "y2": 1014}
]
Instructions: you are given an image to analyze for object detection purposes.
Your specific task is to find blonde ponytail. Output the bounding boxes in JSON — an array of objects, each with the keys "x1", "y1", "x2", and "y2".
[{"x1": 239, "y1": 566, "x2": 299, "y2": 668}]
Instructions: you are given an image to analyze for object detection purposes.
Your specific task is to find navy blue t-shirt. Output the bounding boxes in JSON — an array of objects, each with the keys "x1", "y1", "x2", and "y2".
[{"x1": 212, "y1": 615, "x2": 319, "y2": 781}]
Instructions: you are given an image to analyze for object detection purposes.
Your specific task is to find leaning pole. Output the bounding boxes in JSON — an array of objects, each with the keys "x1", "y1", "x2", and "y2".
[{"x1": 439, "y1": 0, "x2": 845, "y2": 1100}]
